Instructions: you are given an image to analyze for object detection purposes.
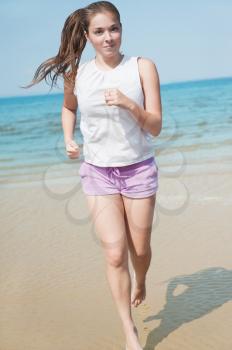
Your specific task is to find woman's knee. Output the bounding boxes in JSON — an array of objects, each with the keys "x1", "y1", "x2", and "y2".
[
  {"x1": 106, "y1": 248, "x2": 128, "y2": 268},
  {"x1": 131, "y1": 244, "x2": 152, "y2": 259}
]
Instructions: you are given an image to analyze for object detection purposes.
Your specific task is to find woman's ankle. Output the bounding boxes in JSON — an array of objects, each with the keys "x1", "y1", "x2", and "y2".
[{"x1": 122, "y1": 320, "x2": 137, "y2": 333}]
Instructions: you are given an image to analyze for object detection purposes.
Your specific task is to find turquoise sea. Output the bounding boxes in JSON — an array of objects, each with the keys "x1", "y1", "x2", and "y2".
[{"x1": 0, "y1": 77, "x2": 232, "y2": 188}]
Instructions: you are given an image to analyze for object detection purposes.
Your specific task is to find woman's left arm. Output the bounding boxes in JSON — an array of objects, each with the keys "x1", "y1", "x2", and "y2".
[
  {"x1": 126, "y1": 57, "x2": 162, "y2": 137},
  {"x1": 104, "y1": 57, "x2": 162, "y2": 136}
]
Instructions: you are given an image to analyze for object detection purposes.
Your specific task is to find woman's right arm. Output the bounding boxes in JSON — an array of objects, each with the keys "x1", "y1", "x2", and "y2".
[{"x1": 61, "y1": 74, "x2": 80, "y2": 159}]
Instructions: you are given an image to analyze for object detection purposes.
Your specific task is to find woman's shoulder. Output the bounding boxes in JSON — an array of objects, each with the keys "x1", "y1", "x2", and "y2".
[
  {"x1": 136, "y1": 56, "x2": 159, "y2": 74},
  {"x1": 78, "y1": 57, "x2": 93, "y2": 70},
  {"x1": 75, "y1": 58, "x2": 93, "y2": 79},
  {"x1": 136, "y1": 56, "x2": 157, "y2": 67},
  {"x1": 135, "y1": 56, "x2": 159, "y2": 85}
]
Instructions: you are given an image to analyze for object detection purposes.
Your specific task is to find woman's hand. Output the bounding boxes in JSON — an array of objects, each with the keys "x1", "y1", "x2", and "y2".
[
  {"x1": 104, "y1": 88, "x2": 132, "y2": 109},
  {"x1": 65, "y1": 139, "x2": 80, "y2": 159}
]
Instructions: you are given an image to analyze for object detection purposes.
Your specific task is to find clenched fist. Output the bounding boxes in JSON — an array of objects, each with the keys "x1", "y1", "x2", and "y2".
[
  {"x1": 65, "y1": 139, "x2": 80, "y2": 159},
  {"x1": 104, "y1": 88, "x2": 131, "y2": 109}
]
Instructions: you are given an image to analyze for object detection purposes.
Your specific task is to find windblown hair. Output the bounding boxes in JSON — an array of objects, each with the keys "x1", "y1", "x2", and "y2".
[{"x1": 22, "y1": 1, "x2": 121, "y2": 90}]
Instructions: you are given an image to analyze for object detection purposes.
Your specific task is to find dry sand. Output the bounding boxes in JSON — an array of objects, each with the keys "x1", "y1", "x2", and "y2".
[{"x1": 0, "y1": 162, "x2": 231, "y2": 350}]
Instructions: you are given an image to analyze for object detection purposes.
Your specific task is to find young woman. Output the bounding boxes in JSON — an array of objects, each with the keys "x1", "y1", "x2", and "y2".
[{"x1": 25, "y1": 1, "x2": 162, "y2": 349}]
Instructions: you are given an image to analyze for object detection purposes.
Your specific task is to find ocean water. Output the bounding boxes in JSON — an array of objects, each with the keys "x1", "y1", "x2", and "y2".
[{"x1": 0, "y1": 77, "x2": 232, "y2": 187}]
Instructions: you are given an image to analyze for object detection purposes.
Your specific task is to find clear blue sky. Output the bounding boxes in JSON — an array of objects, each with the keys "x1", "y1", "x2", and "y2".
[{"x1": 1, "y1": 0, "x2": 231, "y2": 97}]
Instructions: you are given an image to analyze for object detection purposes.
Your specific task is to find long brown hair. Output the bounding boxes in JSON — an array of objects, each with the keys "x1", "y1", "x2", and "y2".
[{"x1": 22, "y1": 1, "x2": 121, "y2": 91}]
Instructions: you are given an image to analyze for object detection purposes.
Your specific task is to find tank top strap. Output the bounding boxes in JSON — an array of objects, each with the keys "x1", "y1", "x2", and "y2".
[{"x1": 74, "y1": 59, "x2": 94, "y2": 94}]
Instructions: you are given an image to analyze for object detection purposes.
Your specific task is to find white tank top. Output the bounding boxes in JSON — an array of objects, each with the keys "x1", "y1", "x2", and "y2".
[{"x1": 74, "y1": 54, "x2": 156, "y2": 166}]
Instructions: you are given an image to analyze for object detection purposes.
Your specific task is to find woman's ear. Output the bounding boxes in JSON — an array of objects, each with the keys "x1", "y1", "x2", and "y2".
[{"x1": 84, "y1": 31, "x2": 89, "y2": 41}]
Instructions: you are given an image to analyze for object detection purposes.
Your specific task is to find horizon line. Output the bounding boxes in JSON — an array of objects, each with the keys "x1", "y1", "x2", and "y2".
[{"x1": 1, "y1": 75, "x2": 232, "y2": 99}]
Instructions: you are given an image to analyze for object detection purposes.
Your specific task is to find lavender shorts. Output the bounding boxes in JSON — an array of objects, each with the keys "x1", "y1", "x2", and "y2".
[{"x1": 78, "y1": 156, "x2": 158, "y2": 198}]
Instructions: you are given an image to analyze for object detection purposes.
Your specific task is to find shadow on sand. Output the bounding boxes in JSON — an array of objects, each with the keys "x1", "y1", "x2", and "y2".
[{"x1": 143, "y1": 267, "x2": 232, "y2": 349}]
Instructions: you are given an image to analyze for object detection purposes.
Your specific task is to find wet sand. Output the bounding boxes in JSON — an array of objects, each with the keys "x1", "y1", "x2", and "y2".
[{"x1": 0, "y1": 163, "x2": 231, "y2": 350}]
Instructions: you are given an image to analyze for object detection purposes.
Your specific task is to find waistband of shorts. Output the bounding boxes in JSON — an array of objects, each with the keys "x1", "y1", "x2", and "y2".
[
  {"x1": 84, "y1": 156, "x2": 155, "y2": 170},
  {"x1": 117, "y1": 156, "x2": 155, "y2": 170}
]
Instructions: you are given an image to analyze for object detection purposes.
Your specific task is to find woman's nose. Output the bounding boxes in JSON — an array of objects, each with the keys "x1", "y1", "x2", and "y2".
[{"x1": 104, "y1": 31, "x2": 112, "y2": 40}]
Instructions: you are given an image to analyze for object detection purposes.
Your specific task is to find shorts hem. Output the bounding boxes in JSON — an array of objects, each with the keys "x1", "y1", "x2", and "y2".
[
  {"x1": 120, "y1": 188, "x2": 158, "y2": 199},
  {"x1": 82, "y1": 190, "x2": 120, "y2": 196}
]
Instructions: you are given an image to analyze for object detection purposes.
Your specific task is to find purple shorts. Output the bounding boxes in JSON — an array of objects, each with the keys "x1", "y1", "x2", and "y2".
[{"x1": 78, "y1": 156, "x2": 158, "y2": 198}]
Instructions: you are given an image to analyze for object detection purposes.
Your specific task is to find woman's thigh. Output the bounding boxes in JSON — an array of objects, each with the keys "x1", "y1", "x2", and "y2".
[
  {"x1": 84, "y1": 193, "x2": 128, "y2": 264},
  {"x1": 122, "y1": 193, "x2": 156, "y2": 256}
]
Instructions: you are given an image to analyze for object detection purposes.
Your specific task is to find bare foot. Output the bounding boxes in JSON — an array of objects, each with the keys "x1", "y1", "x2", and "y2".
[
  {"x1": 131, "y1": 271, "x2": 146, "y2": 307},
  {"x1": 125, "y1": 324, "x2": 143, "y2": 350}
]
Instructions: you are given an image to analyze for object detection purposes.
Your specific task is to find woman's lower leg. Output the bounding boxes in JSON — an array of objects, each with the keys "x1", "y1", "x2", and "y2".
[
  {"x1": 105, "y1": 257, "x2": 143, "y2": 349},
  {"x1": 105, "y1": 256, "x2": 134, "y2": 329},
  {"x1": 130, "y1": 245, "x2": 152, "y2": 285}
]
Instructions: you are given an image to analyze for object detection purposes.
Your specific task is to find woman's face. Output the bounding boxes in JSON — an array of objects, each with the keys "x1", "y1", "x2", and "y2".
[{"x1": 85, "y1": 11, "x2": 122, "y2": 57}]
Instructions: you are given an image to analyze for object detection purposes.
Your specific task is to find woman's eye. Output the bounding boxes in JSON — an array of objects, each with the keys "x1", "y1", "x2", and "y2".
[{"x1": 94, "y1": 27, "x2": 118, "y2": 35}]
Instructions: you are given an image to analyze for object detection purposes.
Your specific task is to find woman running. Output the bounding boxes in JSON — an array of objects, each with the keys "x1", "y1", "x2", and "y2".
[{"x1": 25, "y1": 1, "x2": 162, "y2": 349}]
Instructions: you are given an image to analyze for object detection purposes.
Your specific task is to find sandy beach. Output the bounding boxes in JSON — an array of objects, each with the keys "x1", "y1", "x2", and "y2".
[
  {"x1": 1, "y1": 0, "x2": 232, "y2": 346},
  {"x1": 0, "y1": 158, "x2": 231, "y2": 350}
]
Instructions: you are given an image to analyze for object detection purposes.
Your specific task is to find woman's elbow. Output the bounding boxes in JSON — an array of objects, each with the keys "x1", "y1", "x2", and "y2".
[{"x1": 151, "y1": 115, "x2": 162, "y2": 137}]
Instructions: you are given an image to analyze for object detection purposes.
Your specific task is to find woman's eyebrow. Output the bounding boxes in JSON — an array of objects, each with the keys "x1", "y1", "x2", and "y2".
[{"x1": 93, "y1": 24, "x2": 118, "y2": 29}]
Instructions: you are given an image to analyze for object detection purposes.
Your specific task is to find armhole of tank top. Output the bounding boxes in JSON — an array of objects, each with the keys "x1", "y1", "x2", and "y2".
[
  {"x1": 73, "y1": 73, "x2": 77, "y2": 96},
  {"x1": 135, "y1": 56, "x2": 144, "y2": 97},
  {"x1": 73, "y1": 61, "x2": 84, "y2": 96},
  {"x1": 73, "y1": 66, "x2": 80, "y2": 96},
  {"x1": 74, "y1": 60, "x2": 91, "y2": 96}
]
